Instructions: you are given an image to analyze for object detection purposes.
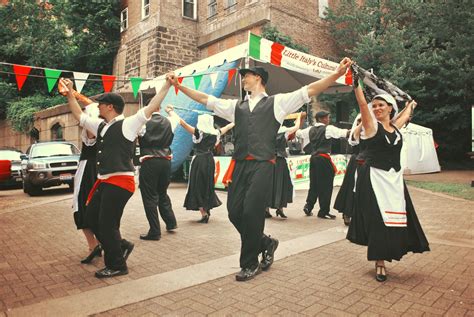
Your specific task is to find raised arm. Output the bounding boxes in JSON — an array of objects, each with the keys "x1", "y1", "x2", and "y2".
[
  {"x1": 165, "y1": 105, "x2": 195, "y2": 135},
  {"x1": 392, "y1": 100, "x2": 417, "y2": 129},
  {"x1": 286, "y1": 112, "x2": 305, "y2": 135},
  {"x1": 307, "y1": 58, "x2": 352, "y2": 97},
  {"x1": 60, "y1": 78, "x2": 84, "y2": 122},
  {"x1": 143, "y1": 79, "x2": 172, "y2": 119},
  {"x1": 168, "y1": 72, "x2": 209, "y2": 105},
  {"x1": 354, "y1": 84, "x2": 376, "y2": 138},
  {"x1": 219, "y1": 122, "x2": 235, "y2": 135}
]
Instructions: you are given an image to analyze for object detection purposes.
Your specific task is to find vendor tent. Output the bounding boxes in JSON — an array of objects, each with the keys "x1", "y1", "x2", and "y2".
[
  {"x1": 138, "y1": 33, "x2": 352, "y2": 172},
  {"x1": 400, "y1": 123, "x2": 440, "y2": 174}
]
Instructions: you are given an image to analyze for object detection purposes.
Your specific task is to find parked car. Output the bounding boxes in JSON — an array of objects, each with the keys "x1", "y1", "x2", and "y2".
[
  {"x1": 21, "y1": 141, "x2": 80, "y2": 196},
  {"x1": 0, "y1": 148, "x2": 23, "y2": 188}
]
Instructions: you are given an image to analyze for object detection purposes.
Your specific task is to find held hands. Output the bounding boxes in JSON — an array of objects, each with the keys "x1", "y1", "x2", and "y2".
[
  {"x1": 335, "y1": 57, "x2": 353, "y2": 77},
  {"x1": 165, "y1": 72, "x2": 179, "y2": 87},
  {"x1": 58, "y1": 78, "x2": 73, "y2": 95}
]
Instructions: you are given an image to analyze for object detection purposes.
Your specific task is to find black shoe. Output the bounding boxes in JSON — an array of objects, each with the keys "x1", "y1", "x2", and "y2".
[
  {"x1": 276, "y1": 209, "x2": 287, "y2": 218},
  {"x1": 140, "y1": 233, "x2": 161, "y2": 241},
  {"x1": 265, "y1": 208, "x2": 273, "y2": 218},
  {"x1": 235, "y1": 264, "x2": 262, "y2": 282},
  {"x1": 80, "y1": 244, "x2": 102, "y2": 264},
  {"x1": 166, "y1": 224, "x2": 177, "y2": 232},
  {"x1": 317, "y1": 214, "x2": 336, "y2": 220},
  {"x1": 95, "y1": 267, "x2": 128, "y2": 278},
  {"x1": 122, "y1": 241, "x2": 134, "y2": 261},
  {"x1": 303, "y1": 204, "x2": 313, "y2": 216},
  {"x1": 375, "y1": 264, "x2": 387, "y2": 282},
  {"x1": 197, "y1": 214, "x2": 209, "y2": 223},
  {"x1": 261, "y1": 237, "x2": 279, "y2": 271},
  {"x1": 343, "y1": 215, "x2": 351, "y2": 226}
]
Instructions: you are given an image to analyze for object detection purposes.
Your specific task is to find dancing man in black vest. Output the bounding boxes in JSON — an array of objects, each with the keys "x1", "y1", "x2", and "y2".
[
  {"x1": 61, "y1": 78, "x2": 172, "y2": 278},
  {"x1": 296, "y1": 111, "x2": 349, "y2": 219},
  {"x1": 168, "y1": 57, "x2": 351, "y2": 281},
  {"x1": 138, "y1": 91, "x2": 178, "y2": 241}
]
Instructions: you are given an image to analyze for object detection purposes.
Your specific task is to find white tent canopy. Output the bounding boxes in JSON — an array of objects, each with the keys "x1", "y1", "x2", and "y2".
[{"x1": 400, "y1": 123, "x2": 440, "y2": 174}]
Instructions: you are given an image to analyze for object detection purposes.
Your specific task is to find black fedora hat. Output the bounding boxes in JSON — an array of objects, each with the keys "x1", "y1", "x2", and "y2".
[{"x1": 239, "y1": 66, "x2": 269, "y2": 84}]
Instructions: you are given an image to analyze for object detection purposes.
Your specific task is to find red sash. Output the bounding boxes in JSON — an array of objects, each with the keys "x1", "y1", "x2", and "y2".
[
  {"x1": 222, "y1": 155, "x2": 276, "y2": 187},
  {"x1": 318, "y1": 153, "x2": 337, "y2": 173},
  {"x1": 86, "y1": 175, "x2": 135, "y2": 206}
]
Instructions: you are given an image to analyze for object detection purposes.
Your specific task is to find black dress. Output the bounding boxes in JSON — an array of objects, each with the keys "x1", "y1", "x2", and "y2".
[
  {"x1": 270, "y1": 132, "x2": 293, "y2": 209},
  {"x1": 347, "y1": 123, "x2": 429, "y2": 261},
  {"x1": 183, "y1": 128, "x2": 222, "y2": 211},
  {"x1": 73, "y1": 142, "x2": 97, "y2": 230}
]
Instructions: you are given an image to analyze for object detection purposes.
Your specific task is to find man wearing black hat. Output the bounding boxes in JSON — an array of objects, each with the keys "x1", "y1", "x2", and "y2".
[
  {"x1": 60, "y1": 78, "x2": 172, "y2": 278},
  {"x1": 296, "y1": 110, "x2": 349, "y2": 219},
  {"x1": 167, "y1": 57, "x2": 352, "y2": 281},
  {"x1": 137, "y1": 89, "x2": 178, "y2": 241}
]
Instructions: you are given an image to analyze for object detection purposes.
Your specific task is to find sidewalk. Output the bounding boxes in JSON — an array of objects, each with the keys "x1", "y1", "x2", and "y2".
[{"x1": 1, "y1": 182, "x2": 473, "y2": 316}]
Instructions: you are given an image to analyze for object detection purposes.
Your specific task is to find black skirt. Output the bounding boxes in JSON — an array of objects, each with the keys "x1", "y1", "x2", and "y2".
[
  {"x1": 74, "y1": 159, "x2": 97, "y2": 230},
  {"x1": 184, "y1": 152, "x2": 222, "y2": 211},
  {"x1": 347, "y1": 163, "x2": 430, "y2": 262},
  {"x1": 334, "y1": 155, "x2": 357, "y2": 217},
  {"x1": 270, "y1": 157, "x2": 293, "y2": 209}
]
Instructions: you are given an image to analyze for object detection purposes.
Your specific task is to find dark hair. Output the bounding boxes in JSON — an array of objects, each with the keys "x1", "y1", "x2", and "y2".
[
  {"x1": 373, "y1": 97, "x2": 395, "y2": 120},
  {"x1": 112, "y1": 104, "x2": 124, "y2": 114}
]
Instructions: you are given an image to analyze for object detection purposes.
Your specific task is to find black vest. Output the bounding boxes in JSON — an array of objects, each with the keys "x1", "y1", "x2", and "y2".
[
  {"x1": 365, "y1": 123, "x2": 402, "y2": 171},
  {"x1": 309, "y1": 125, "x2": 332, "y2": 155},
  {"x1": 233, "y1": 96, "x2": 281, "y2": 161},
  {"x1": 194, "y1": 130, "x2": 218, "y2": 155},
  {"x1": 139, "y1": 114, "x2": 174, "y2": 157},
  {"x1": 80, "y1": 142, "x2": 97, "y2": 161},
  {"x1": 275, "y1": 132, "x2": 288, "y2": 158},
  {"x1": 96, "y1": 120, "x2": 135, "y2": 175}
]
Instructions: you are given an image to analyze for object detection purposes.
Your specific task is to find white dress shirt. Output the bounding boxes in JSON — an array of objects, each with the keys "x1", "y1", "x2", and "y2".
[{"x1": 296, "y1": 122, "x2": 348, "y2": 141}]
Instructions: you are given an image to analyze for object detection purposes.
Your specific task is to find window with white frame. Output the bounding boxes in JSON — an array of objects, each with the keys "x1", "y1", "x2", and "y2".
[
  {"x1": 208, "y1": 0, "x2": 217, "y2": 18},
  {"x1": 183, "y1": 0, "x2": 197, "y2": 20},
  {"x1": 318, "y1": 0, "x2": 328, "y2": 18},
  {"x1": 226, "y1": 0, "x2": 237, "y2": 9},
  {"x1": 142, "y1": 0, "x2": 150, "y2": 20},
  {"x1": 120, "y1": 8, "x2": 128, "y2": 32}
]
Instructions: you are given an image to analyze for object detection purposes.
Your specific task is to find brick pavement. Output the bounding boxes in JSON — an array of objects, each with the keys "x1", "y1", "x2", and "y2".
[{"x1": 1, "y1": 182, "x2": 473, "y2": 316}]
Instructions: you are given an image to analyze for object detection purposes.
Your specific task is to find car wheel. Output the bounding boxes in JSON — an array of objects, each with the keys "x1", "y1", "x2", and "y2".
[{"x1": 24, "y1": 179, "x2": 42, "y2": 196}]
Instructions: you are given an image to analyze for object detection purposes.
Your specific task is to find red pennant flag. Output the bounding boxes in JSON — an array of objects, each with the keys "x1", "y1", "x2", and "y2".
[
  {"x1": 174, "y1": 77, "x2": 184, "y2": 95},
  {"x1": 101, "y1": 75, "x2": 116, "y2": 92},
  {"x1": 345, "y1": 68, "x2": 353, "y2": 85},
  {"x1": 13, "y1": 64, "x2": 32, "y2": 91},
  {"x1": 227, "y1": 69, "x2": 236, "y2": 87},
  {"x1": 270, "y1": 42, "x2": 285, "y2": 66}
]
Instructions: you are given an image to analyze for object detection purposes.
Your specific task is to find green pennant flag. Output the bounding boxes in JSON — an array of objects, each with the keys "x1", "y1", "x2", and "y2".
[
  {"x1": 193, "y1": 74, "x2": 203, "y2": 89},
  {"x1": 130, "y1": 77, "x2": 143, "y2": 98},
  {"x1": 44, "y1": 69, "x2": 62, "y2": 93},
  {"x1": 249, "y1": 33, "x2": 261, "y2": 60}
]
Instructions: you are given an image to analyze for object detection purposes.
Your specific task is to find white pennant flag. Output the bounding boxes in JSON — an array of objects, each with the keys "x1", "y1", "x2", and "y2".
[
  {"x1": 73, "y1": 72, "x2": 90, "y2": 93},
  {"x1": 209, "y1": 72, "x2": 218, "y2": 88}
]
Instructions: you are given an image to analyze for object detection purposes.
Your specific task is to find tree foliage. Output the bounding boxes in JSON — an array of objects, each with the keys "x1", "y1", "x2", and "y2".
[
  {"x1": 324, "y1": 0, "x2": 474, "y2": 160},
  {"x1": 262, "y1": 25, "x2": 310, "y2": 53},
  {"x1": 0, "y1": 0, "x2": 120, "y2": 132}
]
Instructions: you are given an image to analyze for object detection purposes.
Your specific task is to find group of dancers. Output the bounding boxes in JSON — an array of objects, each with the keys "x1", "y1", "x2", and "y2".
[{"x1": 61, "y1": 56, "x2": 429, "y2": 282}]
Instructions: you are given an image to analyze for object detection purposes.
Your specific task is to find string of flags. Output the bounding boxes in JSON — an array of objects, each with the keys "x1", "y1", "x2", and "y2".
[{"x1": 0, "y1": 62, "x2": 239, "y2": 98}]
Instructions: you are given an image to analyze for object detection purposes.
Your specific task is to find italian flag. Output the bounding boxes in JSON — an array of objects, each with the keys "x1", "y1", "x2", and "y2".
[{"x1": 249, "y1": 33, "x2": 285, "y2": 66}]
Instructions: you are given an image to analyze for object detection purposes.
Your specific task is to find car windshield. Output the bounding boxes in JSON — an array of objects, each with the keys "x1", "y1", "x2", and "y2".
[
  {"x1": 0, "y1": 150, "x2": 22, "y2": 160},
  {"x1": 31, "y1": 143, "x2": 79, "y2": 158}
]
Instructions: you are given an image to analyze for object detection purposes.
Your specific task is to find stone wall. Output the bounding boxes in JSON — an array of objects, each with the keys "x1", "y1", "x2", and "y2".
[{"x1": 0, "y1": 120, "x2": 32, "y2": 153}]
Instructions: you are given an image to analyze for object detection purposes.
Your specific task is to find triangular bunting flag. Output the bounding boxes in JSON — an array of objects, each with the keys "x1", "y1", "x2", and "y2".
[
  {"x1": 130, "y1": 77, "x2": 143, "y2": 98},
  {"x1": 193, "y1": 74, "x2": 203, "y2": 89},
  {"x1": 209, "y1": 72, "x2": 218, "y2": 88},
  {"x1": 73, "y1": 72, "x2": 89, "y2": 94},
  {"x1": 102, "y1": 75, "x2": 116, "y2": 92},
  {"x1": 174, "y1": 77, "x2": 184, "y2": 95},
  {"x1": 44, "y1": 68, "x2": 62, "y2": 93},
  {"x1": 227, "y1": 69, "x2": 236, "y2": 87},
  {"x1": 13, "y1": 64, "x2": 32, "y2": 91}
]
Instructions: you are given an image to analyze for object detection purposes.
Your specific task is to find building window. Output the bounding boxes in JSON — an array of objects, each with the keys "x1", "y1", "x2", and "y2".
[
  {"x1": 225, "y1": 0, "x2": 237, "y2": 12},
  {"x1": 120, "y1": 8, "x2": 128, "y2": 32},
  {"x1": 318, "y1": 0, "x2": 328, "y2": 18},
  {"x1": 208, "y1": 0, "x2": 217, "y2": 19},
  {"x1": 142, "y1": 0, "x2": 150, "y2": 20},
  {"x1": 51, "y1": 123, "x2": 63, "y2": 140},
  {"x1": 183, "y1": 0, "x2": 197, "y2": 20}
]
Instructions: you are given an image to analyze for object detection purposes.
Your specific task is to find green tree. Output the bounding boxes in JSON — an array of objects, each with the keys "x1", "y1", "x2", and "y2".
[
  {"x1": 262, "y1": 25, "x2": 309, "y2": 53},
  {"x1": 325, "y1": 0, "x2": 474, "y2": 160}
]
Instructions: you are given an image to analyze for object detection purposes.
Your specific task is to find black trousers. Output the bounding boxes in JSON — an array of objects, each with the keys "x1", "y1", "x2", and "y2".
[
  {"x1": 227, "y1": 160, "x2": 274, "y2": 269},
  {"x1": 139, "y1": 158, "x2": 177, "y2": 235},
  {"x1": 305, "y1": 155, "x2": 335, "y2": 216},
  {"x1": 86, "y1": 183, "x2": 133, "y2": 271}
]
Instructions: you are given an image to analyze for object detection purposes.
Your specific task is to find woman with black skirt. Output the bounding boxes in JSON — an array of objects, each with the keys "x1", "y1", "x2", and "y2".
[
  {"x1": 72, "y1": 104, "x2": 102, "y2": 263},
  {"x1": 347, "y1": 78, "x2": 429, "y2": 282},
  {"x1": 166, "y1": 105, "x2": 234, "y2": 223},
  {"x1": 267, "y1": 112, "x2": 303, "y2": 218}
]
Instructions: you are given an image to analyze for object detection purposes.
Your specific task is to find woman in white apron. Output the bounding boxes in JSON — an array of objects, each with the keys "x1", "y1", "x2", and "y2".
[{"x1": 347, "y1": 78, "x2": 429, "y2": 282}]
